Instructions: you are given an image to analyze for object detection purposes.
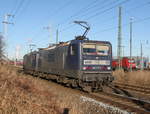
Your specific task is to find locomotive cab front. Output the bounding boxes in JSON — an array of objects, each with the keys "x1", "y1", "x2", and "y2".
[{"x1": 80, "y1": 41, "x2": 113, "y2": 84}]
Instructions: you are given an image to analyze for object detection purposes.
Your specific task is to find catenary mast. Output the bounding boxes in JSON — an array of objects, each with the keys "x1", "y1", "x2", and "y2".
[{"x1": 117, "y1": 7, "x2": 122, "y2": 69}]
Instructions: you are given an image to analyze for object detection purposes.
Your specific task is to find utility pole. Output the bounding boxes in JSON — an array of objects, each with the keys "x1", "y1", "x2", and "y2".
[
  {"x1": 2, "y1": 14, "x2": 14, "y2": 38},
  {"x1": 117, "y1": 7, "x2": 122, "y2": 69},
  {"x1": 140, "y1": 43, "x2": 143, "y2": 71},
  {"x1": 2, "y1": 14, "x2": 14, "y2": 59},
  {"x1": 44, "y1": 26, "x2": 51, "y2": 45},
  {"x1": 130, "y1": 18, "x2": 133, "y2": 72},
  {"x1": 56, "y1": 29, "x2": 58, "y2": 44},
  {"x1": 0, "y1": 33, "x2": 4, "y2": 60}
]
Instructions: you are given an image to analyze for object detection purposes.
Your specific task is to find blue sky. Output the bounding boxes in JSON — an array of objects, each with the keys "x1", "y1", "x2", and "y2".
[{"x1": 0, "y1": 0, "x2": 150, "y2": 60}]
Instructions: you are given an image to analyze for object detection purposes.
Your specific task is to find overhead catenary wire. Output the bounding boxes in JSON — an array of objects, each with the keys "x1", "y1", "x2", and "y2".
[
  {"x1": 31, "y1": 0, "x2": 150, "y2": 46},
  {"x1": 92, "y1": 15, "x2": 150, "y2": 37},
  {"x1": 46, "y1": 0, "x2": 106, "y2": 34},
  {"x1": 9, "y1": 0, "x2": 19, "y2": 14},
  {"x1": 88, "y1": 0, "x2": 150, "y2": 30},
  {"x1": 12, "y1": 0, "x2": 26, "y2": 17},
  {"x1": 57, "y1": 0, "x2": 107, "y2": 26},
  {"x1": 54, "y1": 0, "x2": 118, "y2": 32},
  {"x1": 60, "y1": 0, "x2": 150, "y2": 36},
  {"x1": 41, "y1": 0, "x2": 74, "y2": 25},
  {"x1": 62, "y1": 0, "x2": 150, "y2": 31},
  {"x1": 32, "y1": 0, "x2": 124, "y2": 41},
  {"x1": 77, "y1": 0, "x2": 120, "y2": 20},
  {"x1": 2, "y1": 0, "x2": 149, "y2": 60},
  {"x1": 60, "y1": 0, "x2": 125, "y2": 26},
  {"x1": 124, "y1": 1, "x2": 150, "y2": 19},
  {"x1": 59, "y1": 0, "x2": 130, "y2": 33},
  {"x1": 8, "y1": 0, "x2": 31, "y2": 24},
  {"x1": 58, "y1": 0, "x2": 116, "y2": 29},
  {"x1": 61, "y1": 14, "x2": 150, "y2": 40},
  {"x1": 84, "y1": 0, "x2": 130, "y2": 20},
  {"x1": 127, "y1": 1, "x2": 150, "y2": 12},
  {"x1": 31, "y1": 0, "x2": 75, "y2": 40}
]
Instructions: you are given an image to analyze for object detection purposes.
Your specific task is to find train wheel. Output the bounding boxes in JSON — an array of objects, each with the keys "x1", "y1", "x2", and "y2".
[
  {"x1": 56, "y1": 76, "x2": 61, "y2": 84},
  {"x1": 82, "y1": 86, "x2": 92, "y2": 93},
  {"x1": 71, "y1": 80, "x2": 78, "y2": 88}
]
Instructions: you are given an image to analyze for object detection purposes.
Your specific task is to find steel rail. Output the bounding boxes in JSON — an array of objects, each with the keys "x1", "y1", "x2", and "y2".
[
  {"x1": 114, "y1": 82, "x2": 150, "y2": 94},
  {"x1": 90, "y1": 92, "x2": 150, "y2": 113}
]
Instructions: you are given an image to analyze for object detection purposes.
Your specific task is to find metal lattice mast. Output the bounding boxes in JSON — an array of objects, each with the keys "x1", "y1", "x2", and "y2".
[
  {"x1": 130, "y1": 18, "x2": 133, "y2": 72},
  {"x1": 0, "y1": 33, "x2": 4, "y2": 60},
  {"x1": 117, "y1": 7, "x2": 122, "y2": 69},
  {"x1": 2, "y1": 14, "x2": 14, "y2": 38},
  {"x1": 2, "y1": 14, "x2": 14, "y2": 59}
]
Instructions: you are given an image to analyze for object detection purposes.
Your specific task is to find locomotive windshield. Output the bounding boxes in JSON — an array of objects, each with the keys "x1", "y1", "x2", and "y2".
[
  {"x1": 83, "y1": 43, "x2": 109, "y2": 55},
  {"x1": 83, "y1": 44, "x2": 96, "y2": 53}
]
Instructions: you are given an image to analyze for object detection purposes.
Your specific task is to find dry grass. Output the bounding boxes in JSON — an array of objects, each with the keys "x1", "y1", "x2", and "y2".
[
  {"x1": 0, "y1": 64, "x2": 63, "y2": 114},
  {"x1": 113, "y1": 69, "x2": 150, "y2": 87},
  {"x1": 0, "y1": 64, "x2": 126, "y2": 114}
]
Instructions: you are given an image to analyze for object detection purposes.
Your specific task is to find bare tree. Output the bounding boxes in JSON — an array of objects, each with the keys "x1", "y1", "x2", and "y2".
[{"x1": 0, "y1": 33, "x2": 5, "y2": 60}]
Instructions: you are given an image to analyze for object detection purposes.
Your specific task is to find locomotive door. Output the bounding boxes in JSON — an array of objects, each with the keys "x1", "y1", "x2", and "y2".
[
  {"x1": 69, "y1": 43, "x2": 79, "y2": 70},
  {"x1": 35, "y1": 53, "x2": 39, "y2": 71}
]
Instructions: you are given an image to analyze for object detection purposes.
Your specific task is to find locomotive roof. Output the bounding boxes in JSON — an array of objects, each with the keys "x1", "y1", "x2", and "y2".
[
  {"x1": 38, "y1": 45, "x2": 56, "y2": 50},
  {"x1": 23, "y1": 38, "x2": 112, "y2": 57},
  {"x1": 71, "y1": 39, "x2": 111, "y2": 45},
  {"x1": 27, "y1": 38, "x2": 111, "y2": 53},
  {"x1": 38, "y1": 41, "x2": 71, "y2": 51}
]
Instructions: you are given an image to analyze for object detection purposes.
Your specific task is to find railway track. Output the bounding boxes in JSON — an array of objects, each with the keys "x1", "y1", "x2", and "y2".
[
  {"x1": 113, "y1": 82, "x2": 150, "y2": 94},
  {"x1": 15, "y1": 67, "x2": 150, "y2": 113},
  {"x1": 88, "y1": 92, "x2": 150, "y2": 114}
]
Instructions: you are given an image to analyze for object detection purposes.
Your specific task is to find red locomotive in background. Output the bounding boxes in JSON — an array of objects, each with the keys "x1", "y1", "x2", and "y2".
[{"x1": 112, "y1": 57, "x2": 136, "y2": 71}]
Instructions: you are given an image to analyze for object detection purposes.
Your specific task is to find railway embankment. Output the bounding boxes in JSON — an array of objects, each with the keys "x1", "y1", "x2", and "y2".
[
  {"x1": 0, "y1": 65, "x2": 129, "y2": 114},
  {"x1": 0, "y1": 64, "x2": 63, "y2": 114}
]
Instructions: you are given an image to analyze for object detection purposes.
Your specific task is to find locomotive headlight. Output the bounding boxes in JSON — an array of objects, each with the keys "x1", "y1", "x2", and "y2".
[
  {"x1": 107, "y1": 67, "x2": 111, "y2": 70},
  {"x1": 83, "y1": 67, "x2": 86, "y2": 70},
  {"x1": 82, "y1": 66, "x2": 93, "y2": 70}
]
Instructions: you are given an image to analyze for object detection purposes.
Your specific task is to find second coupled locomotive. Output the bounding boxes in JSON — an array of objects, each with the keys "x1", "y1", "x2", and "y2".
[{"x1": 23, "y1": 21, "x2": 114, "y2": 91}]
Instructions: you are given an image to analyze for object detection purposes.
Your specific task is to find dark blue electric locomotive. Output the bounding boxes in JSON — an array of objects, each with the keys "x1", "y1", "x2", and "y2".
[{"x1": 23, "y1": 21, "x2": 114, "y2": 91}]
